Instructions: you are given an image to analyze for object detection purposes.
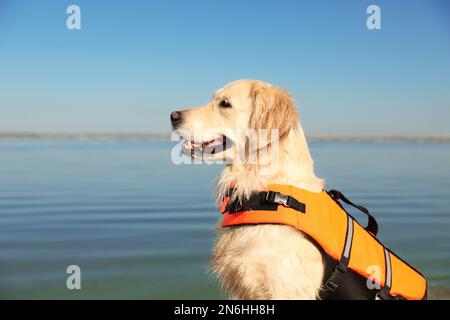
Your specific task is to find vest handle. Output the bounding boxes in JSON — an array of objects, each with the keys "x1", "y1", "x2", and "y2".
[{"x1": 328, "y1": 190, "x2": 379, "y2": 236}]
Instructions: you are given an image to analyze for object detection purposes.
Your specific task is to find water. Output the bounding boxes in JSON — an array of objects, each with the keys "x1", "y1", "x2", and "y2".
[{"x1": 0, "y1": 140, "x2": 449, "y2": 299}]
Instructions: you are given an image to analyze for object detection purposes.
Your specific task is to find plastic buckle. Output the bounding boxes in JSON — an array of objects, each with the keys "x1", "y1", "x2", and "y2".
[
  {"x1": 375, "y1": 288, "x2": 392, "y2": 300},
  {"x1": 264, "y1": 191, "x2": 274, "y2": 202},
  {"x1": 336, "y1": 263, "x2": 348, "y2": 273},
  {"x1": 323, "y1": 263, "x2": 347, "y2": 293},
  {"x1": 324, "y1": 279, "x2": 339, "y2": 291},
  {"x1": 273, "y1": 193, "x2": 289, "y2": 207}
]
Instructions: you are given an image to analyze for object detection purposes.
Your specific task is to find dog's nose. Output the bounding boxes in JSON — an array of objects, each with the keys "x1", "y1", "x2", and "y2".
[{"x1": 170, "y1": 111, "x2": 183, "y2": 128}]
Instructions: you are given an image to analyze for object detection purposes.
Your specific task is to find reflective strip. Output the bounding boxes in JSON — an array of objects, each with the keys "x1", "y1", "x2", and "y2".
[
  {"x1": 384, "y1": 248, "x2": 392, "y2": 288},
  {"x1": 319, "y1": 216, "x2": 354, "y2": 298},
  {"x1": 343, "y1": 216, "x2": 354, "y2": 259}
]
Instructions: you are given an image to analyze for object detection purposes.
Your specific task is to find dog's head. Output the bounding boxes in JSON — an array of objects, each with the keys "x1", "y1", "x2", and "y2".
[{"x1": 171, "y1": 80, "x2": 298, "y2": 162}]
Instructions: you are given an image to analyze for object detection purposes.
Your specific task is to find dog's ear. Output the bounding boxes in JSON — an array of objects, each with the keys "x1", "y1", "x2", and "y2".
[{"x1": 248, "y1": 83, "x2": 298, "y2": 138}]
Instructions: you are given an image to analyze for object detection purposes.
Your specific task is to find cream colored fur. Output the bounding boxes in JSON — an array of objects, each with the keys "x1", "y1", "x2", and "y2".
[{"x1": 177, "y1": 80, "x2": 326, "y2": 299}]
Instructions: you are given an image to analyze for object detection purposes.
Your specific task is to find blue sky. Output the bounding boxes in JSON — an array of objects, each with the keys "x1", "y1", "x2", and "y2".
[{"x1": 0, "y1": 0, "x2": 449, "y2": 135}]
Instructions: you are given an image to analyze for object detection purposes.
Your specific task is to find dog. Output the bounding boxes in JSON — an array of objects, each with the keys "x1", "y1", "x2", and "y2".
[{"x1": 170, "y1": 80, "x2": 326, "y2": 299}]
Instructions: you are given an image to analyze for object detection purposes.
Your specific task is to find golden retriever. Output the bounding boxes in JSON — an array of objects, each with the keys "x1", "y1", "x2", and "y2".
[{"x1": 170, "y1": 80, "x2": 325, "y2": 299}]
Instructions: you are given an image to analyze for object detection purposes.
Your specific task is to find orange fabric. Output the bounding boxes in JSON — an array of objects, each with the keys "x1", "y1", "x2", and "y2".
[
  {"x1": 390, "y1": 253, "x2": 427, "y2": 299},
  {"x1": 220, "y1": 184, "x2": 427, "y2": 300},
  {"x1": 348, "y1": 222, "x2": 386, "y2": 287}
]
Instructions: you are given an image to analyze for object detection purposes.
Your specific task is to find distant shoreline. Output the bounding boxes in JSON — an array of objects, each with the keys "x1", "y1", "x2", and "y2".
[
  {"x1": 0, "y1": 132, "x2": 449, "y2": 143},
  {"x1": 429, "y1": 287, "x2": 450, "y2": 300}
]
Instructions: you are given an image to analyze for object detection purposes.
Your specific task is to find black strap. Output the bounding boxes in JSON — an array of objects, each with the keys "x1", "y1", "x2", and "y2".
[
  {"x1": 223, "y1": 189, "x2": 306, "y2": 214},
  {"x1": 376, "y1": 248, "x2": 400, "y2": 300},
  {"x1": 320, "y1": 216, "x2": 354, "y2": 299},
  {"x1": 328, "y1": 189, "x2": 379, "y2": 236},
  {"x1": 264, "y1": 191, "x2": 306, "y2": 213}
]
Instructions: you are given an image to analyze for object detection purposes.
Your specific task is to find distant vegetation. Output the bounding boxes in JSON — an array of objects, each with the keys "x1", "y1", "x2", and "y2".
[{"x1": 0, "y1": 132, "x2": 449, "y2": 143}]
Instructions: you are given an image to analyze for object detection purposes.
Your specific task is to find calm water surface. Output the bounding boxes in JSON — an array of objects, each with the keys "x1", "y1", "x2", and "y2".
[{"x1": 0, "y1": 140, "x2": 449, "y2": 298}]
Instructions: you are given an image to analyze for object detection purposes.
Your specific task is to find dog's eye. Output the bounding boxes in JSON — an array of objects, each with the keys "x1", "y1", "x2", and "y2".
[{"x1": 219, "y1": 99, "x2": 232, "y2": 108}]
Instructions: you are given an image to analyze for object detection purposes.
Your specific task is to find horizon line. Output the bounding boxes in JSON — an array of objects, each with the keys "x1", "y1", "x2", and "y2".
[{"x1": 0, "y1": 132, "x2": 449, "y2": 143}]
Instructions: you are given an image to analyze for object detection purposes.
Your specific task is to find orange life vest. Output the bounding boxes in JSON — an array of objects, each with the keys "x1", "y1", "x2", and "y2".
[{"x1": 220, "y1": 184, "x2": 427, "y2": 300}]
